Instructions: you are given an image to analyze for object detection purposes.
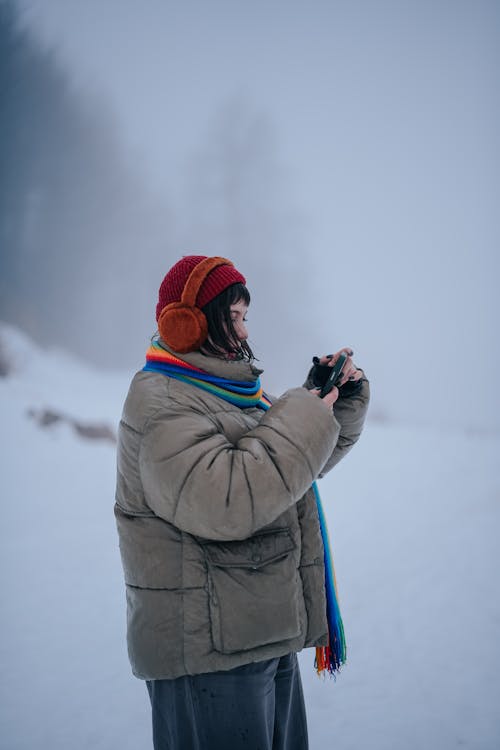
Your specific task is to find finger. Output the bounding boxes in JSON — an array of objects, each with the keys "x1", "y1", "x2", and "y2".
[
  {"x1": 343, "y1": 369, "x2": 363, "y2": 385},
  {"x1": 338, "y1": 369, "x2": 353, "y2": 386},
  {"x1": 338, "y1": 369, "x2": 352, "y2": 386},
  {"x1": 334, "y1": 355, "x2": 353, "y2": 380},
  {"x1": 322, "y1": 385, "x2": 339, "y2": 407},
  {"x1": 318, "y1": 349, "x2": 353, "y2": 367},
  {"x1": 337, "y1": 359, "x2": 359, "y2": 386},
  {"x1": 318, "y1": 354, "x2": 334, "y2": 365},
  {"x1": 330, "y1": 348, "x2": 354, "y2": 367}
]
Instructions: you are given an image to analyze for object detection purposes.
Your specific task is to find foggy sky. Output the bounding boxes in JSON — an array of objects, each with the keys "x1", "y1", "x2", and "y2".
[{"x1": 16, "y1": 0, "x2": 500, "y2": 432}]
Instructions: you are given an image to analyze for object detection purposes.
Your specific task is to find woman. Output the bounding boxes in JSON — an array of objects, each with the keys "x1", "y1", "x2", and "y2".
[{"x1": 115, "y1": 255, "x2": 369, "y2": 750}]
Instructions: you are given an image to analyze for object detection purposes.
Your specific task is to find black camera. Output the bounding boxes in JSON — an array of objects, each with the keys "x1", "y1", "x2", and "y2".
[{"x1": 311, "y1": 354, "x2": 347, "y2": 398}]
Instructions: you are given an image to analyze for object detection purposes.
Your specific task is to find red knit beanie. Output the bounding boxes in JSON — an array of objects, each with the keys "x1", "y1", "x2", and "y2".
[{"x1": 156, "y1": 255, "x2": 246, "y2": 321}]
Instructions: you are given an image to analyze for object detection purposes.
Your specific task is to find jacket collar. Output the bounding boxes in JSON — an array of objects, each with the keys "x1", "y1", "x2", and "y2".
[{"x1": 157, "y1": 339, "x2": 264, "y2": 382}]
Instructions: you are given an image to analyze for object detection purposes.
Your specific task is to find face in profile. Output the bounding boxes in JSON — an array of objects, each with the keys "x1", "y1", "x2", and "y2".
[
  {"x1": 202, "y1": 283, "x2": 253, "y2": 360},
  {"x1": 229, "y1": 300, "x2": 249, "y2": 345}
]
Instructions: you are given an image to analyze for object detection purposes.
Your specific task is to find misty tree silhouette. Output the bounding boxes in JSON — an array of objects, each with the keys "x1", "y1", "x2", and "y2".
[{"x1": 0, "y1": 0, "x2": 167, "y2": 367}]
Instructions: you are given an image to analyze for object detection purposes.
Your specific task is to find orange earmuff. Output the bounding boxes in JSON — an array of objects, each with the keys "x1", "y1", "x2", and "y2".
[{"x1": 158, "y1": 256, "x2": 233, "y2": 353}]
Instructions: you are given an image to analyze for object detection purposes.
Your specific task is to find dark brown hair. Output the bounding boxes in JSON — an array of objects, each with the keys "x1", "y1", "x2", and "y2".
[{"x1": 201, "y1": 283, "x2": 254, "y2": 361}]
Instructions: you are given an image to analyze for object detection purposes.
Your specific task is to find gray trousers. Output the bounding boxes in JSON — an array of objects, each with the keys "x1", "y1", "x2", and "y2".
[{"x1": 146, "y1": 652, "x2": 309, "y2": 750}]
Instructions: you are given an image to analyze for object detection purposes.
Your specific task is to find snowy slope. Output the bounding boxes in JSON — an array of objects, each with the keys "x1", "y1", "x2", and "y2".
[{"x1": 1, "y1": 323, "x2": 499, "y2": 750}]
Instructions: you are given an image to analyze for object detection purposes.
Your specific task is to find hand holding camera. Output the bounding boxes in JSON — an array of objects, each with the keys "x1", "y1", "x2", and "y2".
[{"x1": 310, "y1": 349, "x2": 363, "y2": 407}]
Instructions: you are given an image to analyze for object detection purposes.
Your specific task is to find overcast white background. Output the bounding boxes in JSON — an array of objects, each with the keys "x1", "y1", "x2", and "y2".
[
  {"x1": 2, "y1": 4, "x2": 499, "y2": 747},
  {"x1": 16, "y1": 0, "x2": 499, "y2": 433},
  {"x1": 1, "y1": 322, "x2": 499, "y2": 749}
]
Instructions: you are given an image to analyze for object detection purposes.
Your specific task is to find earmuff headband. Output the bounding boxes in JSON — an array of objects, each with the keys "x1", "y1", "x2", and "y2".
[
  {"x1": 157, "y1": 256, "x2": 235, "y2": 353},
  {"x1": 180, "y1": 256, "x2": 233, "y2": 308}
]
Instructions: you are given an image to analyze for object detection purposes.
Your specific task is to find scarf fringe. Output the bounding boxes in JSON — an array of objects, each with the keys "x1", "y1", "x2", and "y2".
[
  {"x1": 315, "y1": 615, "x2": 346, "y2": 677},
  {"x1": 312, "y1": 481, "x2": 347, "y2": 677}
]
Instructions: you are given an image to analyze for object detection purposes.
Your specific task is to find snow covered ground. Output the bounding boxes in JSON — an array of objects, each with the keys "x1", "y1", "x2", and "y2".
[{"x1": 1, "y1": 323, "x2": 499, "y2": 749}]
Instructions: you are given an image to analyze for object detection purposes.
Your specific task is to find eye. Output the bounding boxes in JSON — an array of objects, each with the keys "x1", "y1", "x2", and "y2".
[{"x1": 230, "y1": 310, "x2": 248, "y2": 324}]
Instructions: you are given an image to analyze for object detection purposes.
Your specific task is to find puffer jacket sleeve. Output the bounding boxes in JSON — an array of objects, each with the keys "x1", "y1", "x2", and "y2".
[
  {"x1": 318, "y1": 377, "x2": 370, "y2": 475},
  {"x1": 303, "y1": 364, "x2": 370, "y2": 475},
  {"x1": 139, "y1": 386, "x2": 340, "y2": 541}
]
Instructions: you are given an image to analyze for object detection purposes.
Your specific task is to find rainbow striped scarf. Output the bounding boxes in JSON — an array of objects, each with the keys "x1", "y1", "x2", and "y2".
[{"x1": 143, "y1": 340, "x2": 346, "y2": 675}]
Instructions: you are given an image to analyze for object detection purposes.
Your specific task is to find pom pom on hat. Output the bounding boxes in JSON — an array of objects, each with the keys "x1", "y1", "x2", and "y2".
[{"x1": 156, "y1": 255, "x2": 246, "y2": 322}]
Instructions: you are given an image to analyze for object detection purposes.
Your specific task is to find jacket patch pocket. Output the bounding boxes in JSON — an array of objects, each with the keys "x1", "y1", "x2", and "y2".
[{"x1": 203, "y1": 528, "x2": 301, "y2": 654}]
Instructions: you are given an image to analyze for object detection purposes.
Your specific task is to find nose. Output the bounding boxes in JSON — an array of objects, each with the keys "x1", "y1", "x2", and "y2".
[{"x1": 235, "y1": 321, "x2": 248, "y2": 341}]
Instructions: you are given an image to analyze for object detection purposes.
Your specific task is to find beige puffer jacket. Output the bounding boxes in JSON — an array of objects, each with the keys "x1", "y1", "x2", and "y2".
[{"x1": 114, "y1": 343, "x2": 369, "y2": 679}]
